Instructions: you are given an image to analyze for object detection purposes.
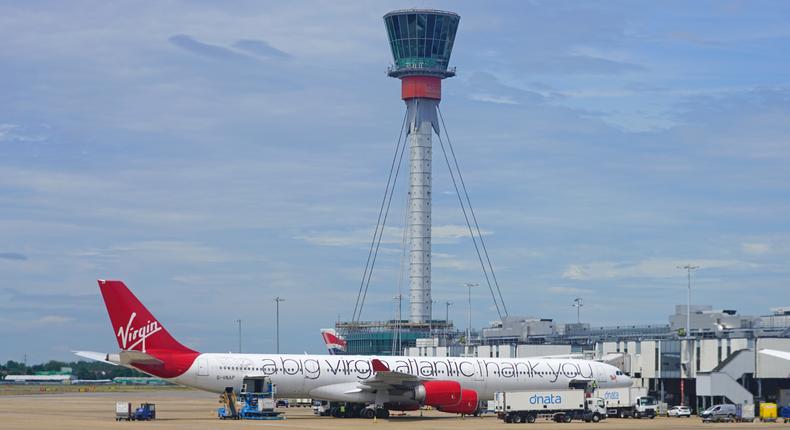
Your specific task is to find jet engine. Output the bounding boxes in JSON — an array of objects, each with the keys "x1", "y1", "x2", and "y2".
[
  {"x1": 437, "y1": 389, "x2": 478, "y2": 415},
  {"x1": 413, "y1": 380, "x2": 462, "y2": 407}
]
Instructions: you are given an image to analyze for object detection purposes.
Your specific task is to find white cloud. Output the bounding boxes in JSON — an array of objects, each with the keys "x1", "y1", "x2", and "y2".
[
  {"x1": 433, "y1": 225, "x2": 492, "y2": 241},
  {"x1": 741, "y1": 242, "x2": 771, "y2": 255},
  {"x1": 562, "y1": 258, "x2": 755, "y2": 281},
  {"x1": 0, "y1": 123, "x2": 46, "y2": 143},
  {"x1": 547, "y1": 286, "x2": 592, "y2": 295},
  {"x1": 468, "y1": 93, "x2": 519, "y2": 105},
  {"x1": 31, "y1": 315, "x2": 74, "y2": 325},
  {"x1": 106, "y1": 241, "x2": 265, "y2": 264},
  {"x1": 433, "y1": 252, "x2": 477, "y2": 271},
  {"x1": 296, "y1": 224, "x2": 492, "y2": 247}
]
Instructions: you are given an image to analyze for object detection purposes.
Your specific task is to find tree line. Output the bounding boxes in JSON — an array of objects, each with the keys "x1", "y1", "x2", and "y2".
[{"x1": 1, "y1": 360, "x2": 144, "y2": 380}]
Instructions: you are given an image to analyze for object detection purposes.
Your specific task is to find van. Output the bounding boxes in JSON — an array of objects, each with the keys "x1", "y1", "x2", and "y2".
[{"x1": 700, "y1": 404, "x2": 737, "y2": 421}]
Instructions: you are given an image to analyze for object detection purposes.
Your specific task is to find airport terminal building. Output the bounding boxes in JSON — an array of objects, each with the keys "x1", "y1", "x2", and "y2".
[{"x1": 401, "y1": 305, "x2": 790, "y2": 410}]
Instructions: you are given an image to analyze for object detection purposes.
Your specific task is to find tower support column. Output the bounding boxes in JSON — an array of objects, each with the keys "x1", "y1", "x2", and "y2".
[{"x1": 407, "y1": 113, "x2": 433, "y2": 323}]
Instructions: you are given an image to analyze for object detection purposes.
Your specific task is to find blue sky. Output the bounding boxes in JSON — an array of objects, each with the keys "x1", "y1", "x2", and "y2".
[{"x1": 1, "y1": 1, "x2": 789, "y2": 362}]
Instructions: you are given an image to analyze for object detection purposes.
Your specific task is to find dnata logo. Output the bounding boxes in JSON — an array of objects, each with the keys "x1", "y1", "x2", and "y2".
[
  {"x1": 117, "y1": 312, "x2": 162, "y2": 352},
  {"x1": 529, "y1": 394, "x2": 562, "y2": 405},
  {"x1": 603, "y1": 391, "x2": 621, "y2": 400}
]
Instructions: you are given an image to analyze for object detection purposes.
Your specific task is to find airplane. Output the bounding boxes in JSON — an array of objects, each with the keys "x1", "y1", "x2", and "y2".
[
  {"x1": 76, "y1": 280, "x2": 631, "y2": 418},
  {"x1": 759, "y1": 349, "x2": 790, "y2": 361},
  {"x1": 320, "y1": 329, "x2": 347, "y2": 355}
]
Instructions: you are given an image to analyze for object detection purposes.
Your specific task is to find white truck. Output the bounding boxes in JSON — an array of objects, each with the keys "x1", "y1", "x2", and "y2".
[
  {"x1": 495, "y1": 389, "x2": 607, "y2": 424},
  {"x1": 593, "y1": 387, "x2": 657, "y2": 418}
]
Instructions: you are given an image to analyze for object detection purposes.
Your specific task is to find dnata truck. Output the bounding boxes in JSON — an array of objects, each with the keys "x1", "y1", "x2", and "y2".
[
  {"x1": 495, "y1": 390, "x2": 607, "y2": 424},
  {"x1": 593, "y1": 387, "x2": 657, "y2": 418}
]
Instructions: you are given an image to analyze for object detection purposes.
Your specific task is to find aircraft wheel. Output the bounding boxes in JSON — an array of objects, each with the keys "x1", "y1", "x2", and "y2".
[{"x1": 361, "y1": 408, "x2": 376, "y2": 419}]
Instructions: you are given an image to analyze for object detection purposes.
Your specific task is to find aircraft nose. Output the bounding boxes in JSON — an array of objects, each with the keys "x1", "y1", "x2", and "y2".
[{"x1": 620, "y1": 374, "x2": 632, "y2": 386}]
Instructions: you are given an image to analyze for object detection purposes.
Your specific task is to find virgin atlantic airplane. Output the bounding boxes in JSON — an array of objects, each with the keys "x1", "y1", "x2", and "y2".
[{"x1": 76, "y1": 280, "x2": 631, "y2": 418}]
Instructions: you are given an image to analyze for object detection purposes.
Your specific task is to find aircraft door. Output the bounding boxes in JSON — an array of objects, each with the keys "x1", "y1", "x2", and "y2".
[
  {"x1": 197, "y1": 358, "x2": 209, "y2": 376},
  {"x1": 594, "y1": 364, "x2": 608, "y2": 385}
]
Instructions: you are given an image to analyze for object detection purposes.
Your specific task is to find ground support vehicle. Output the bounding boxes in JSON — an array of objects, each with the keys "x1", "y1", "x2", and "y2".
[
  {"x1": 779, "y1": 406, "x2": 790, "y2": 423},
  {"x1": 735, "y1": 404, "x2": 755, "y2": 422},
  {"x1": 701, "y1": 403, "x2": 737, "y2": 422},
  {"x1": 115, "y1": 402, "x2": 155, "y2": 421},
  {"x1": 132, "y1": 403, "x2": 156, "y2": 421},
  {"x1": 495, "y1": 390, "x2": 607, "y2": 424},
  {"x1": 217, "y1": 387, "x2": 239, "y2": 419},
  {"x1": 594, "y1": 387, "x2": 656, "y2": 418},
  {"x1": 115, "y1": 402, "x2": 131, "y2": 421},
  {"x1": 759, "y1": 402, "x2": 777, "y2": 423},
  {"x1": 217, "y1": 377, "x2": 284, "y2": 421},
  {"x1": 311, "y1": 400, "x2": 390, "y2": 419},
  {"x1": 313, "y1": 399, "x2": 330, "y2": 416},
  {"x1": 289, "y1": 398, "x2": 312, "y2": 407}
]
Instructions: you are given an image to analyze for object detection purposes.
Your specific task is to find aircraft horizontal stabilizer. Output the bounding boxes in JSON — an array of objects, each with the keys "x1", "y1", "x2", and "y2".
[
  {"x1": 119, "y1": 350, "x2": 164, "y2": 366},
  {"x1": 73, "y1": 350, "x2": 119, "y2": 365}
]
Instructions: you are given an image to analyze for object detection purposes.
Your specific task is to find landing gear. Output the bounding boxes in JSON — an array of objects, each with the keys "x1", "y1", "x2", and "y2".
[{"x1": 329, "y1": 403, "x2": 390, "y2": 419}]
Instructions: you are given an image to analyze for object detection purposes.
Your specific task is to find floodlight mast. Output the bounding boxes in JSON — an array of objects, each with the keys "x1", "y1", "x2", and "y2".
[
  {"x1": 572, "y1": 298, "x2": 583, "y2": 323},
  {"x1": 384, "y1": 9, "x2": 460, "y2": 324},
  {"x1": 676, "y1": 264, "x2": 699, "y2": 339},
  {"x1": 676, "y1": 263, "x2": 699, "y2": 407}
]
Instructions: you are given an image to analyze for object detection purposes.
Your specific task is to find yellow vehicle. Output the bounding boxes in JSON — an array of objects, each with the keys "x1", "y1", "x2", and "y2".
[{"x1": 760, "y1": 403, "x2": 777, "y2": 422}]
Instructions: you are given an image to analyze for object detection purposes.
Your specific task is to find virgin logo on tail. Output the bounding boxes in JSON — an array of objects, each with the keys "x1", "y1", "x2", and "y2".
[{"x1": 117, "y1": 312, "x2": 162, "y2": 352}]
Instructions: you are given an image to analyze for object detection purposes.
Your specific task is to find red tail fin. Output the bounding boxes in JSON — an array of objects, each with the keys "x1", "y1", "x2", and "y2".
[
  {"x1": 98, "y1": 280, "x2": 199, "y2": 378},
  {"x1": 99, "y1": 280, "x2": 194, "y2": 353}
]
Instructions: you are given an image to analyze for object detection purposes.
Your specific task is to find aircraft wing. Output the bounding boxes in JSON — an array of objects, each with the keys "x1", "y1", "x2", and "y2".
[
  {"x1": 358, "y1": 358, "x2": 422, "y2": 391},
  {"x1": 759, "y1": 348, "x2": 790, "y2": 361},
  {"x1": 526, "y1": 353, "x2": 585, "y2": 359}
]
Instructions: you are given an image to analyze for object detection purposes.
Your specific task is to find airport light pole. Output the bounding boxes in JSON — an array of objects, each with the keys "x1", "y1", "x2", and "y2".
[
  {"x1": 677, "y1": 265, "x2": 699, "y2": 339},
  {"x1": 428, "y1": 298, "x2": 437, "y2": 336},
  {"x1": 236, "y1": 319, "x2": 242, "y2": 353},
  {"x1": 274, "y1": 297, "x2": 285, "y2": 354},
  {"x1": 393, "y1": 294, "x2": 403, "y2": 355},
  {"x1": 572, "y1": 297, "x2": 583, "y2": 323},
  {"x1": 676, "y1": 264, "x2": 699, "y2": 407},
  {"x1": 464, "y1": 283, "x2": 478, "y2": 345},
  {"x1": 445, "y1": 300, "x2": 453, "y2": 345}
]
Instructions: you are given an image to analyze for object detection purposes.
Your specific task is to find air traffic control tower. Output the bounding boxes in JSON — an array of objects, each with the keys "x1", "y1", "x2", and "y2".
[{"x1": 385, "y1": 9, "x2": 460, "y2": 324}]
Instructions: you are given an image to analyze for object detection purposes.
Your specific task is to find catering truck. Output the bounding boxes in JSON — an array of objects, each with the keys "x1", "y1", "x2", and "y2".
[
  {"x1": 495, "y1": 390, "x2": 607, "y2": 423},
  {"x1": 593, "y1": 386, "x2": 657, "y2": 418}
]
